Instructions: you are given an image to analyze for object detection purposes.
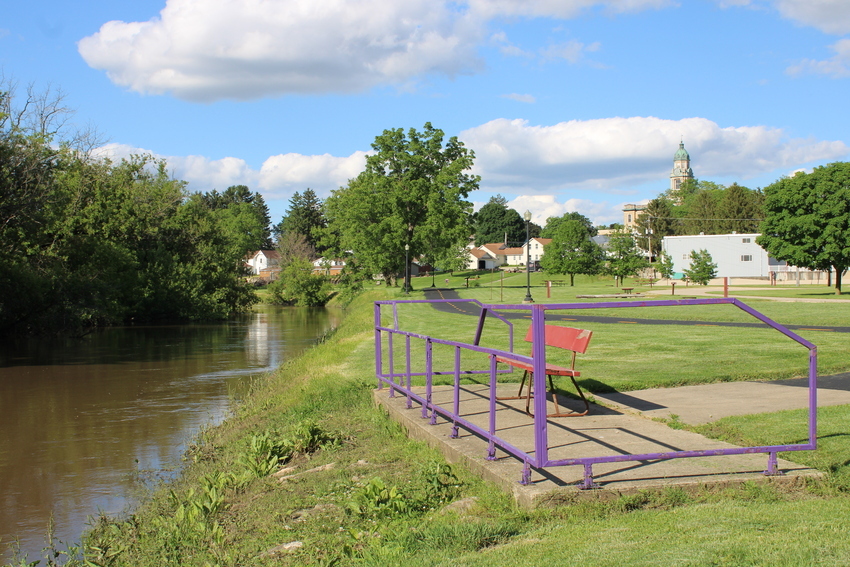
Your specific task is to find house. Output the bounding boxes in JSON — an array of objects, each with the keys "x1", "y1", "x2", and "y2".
[
  {"x1": 465, "y1": 247, "x2": 500, "y2": 270},
  {"x1": 312, "y1": 257, "x2": 346, "y2": 276},
  {"x1": 246, "y1": 250, "x2": 281, "y2": 280},
  {"x1": 523, "y1": 237, "x2": 551, "y2": 265}
]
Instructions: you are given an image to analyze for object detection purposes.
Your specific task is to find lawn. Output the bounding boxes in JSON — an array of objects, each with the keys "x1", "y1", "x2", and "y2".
[{"x1": 34, "y1": 282, "x2": 850, "y2": 567}]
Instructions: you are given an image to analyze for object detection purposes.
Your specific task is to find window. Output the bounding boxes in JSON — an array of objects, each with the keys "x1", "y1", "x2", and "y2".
[
  {"x1": 741, "y1": 255, "x2": 753, "y2": 262},
  {"x1": 742, "y1": 238, "x2": 751, "y2": 243},
  {"x1": 683, "y1": 254, "x2": 690, "y2": 260}
]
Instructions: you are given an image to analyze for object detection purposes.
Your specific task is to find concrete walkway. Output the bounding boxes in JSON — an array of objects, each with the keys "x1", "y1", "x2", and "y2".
[
  {"x1": 374, "y1": 379, "x2": 832, "y2": 507},
  {"x1": 375, "y1": 284, "x2": 848, "y2": 506}
]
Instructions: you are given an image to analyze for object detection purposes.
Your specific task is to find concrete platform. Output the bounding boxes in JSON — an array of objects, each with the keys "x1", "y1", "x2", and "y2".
[{"x1": 373, "y1": 384, "x2": 821, "y2": 508}]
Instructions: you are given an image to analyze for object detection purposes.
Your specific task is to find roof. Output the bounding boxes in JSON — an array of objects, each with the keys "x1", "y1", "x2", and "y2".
[
  {"x1": 253, "y1": 249, "x2": 281, "y2": 260},
  {"x1": 674, "y1": 140, "x2": 690, "y2": 162}
]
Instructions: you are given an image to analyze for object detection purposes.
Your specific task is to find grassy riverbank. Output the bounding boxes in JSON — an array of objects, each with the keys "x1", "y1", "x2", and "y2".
[{"x1": 11, "y1": 280, "x2": 850, "y2": 566}]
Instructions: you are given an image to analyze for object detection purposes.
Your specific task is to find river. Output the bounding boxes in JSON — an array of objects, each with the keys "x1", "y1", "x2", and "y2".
[{"x1": 0, "y1": 306, "x2": 341, "y2": 564}]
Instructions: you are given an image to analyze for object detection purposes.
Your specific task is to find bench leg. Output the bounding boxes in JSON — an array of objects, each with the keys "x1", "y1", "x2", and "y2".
[
  {"x1": 496, "y1": 370, "x2": 529, "y2": 401},
  {"x1": 524, "y1": 373, "x2": 590, "y2": 417}
]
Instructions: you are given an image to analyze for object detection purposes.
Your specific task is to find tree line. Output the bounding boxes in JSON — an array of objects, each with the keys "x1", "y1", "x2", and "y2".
[{"x1": 0, "y1": 84, "x2": 269, "y2": 337}]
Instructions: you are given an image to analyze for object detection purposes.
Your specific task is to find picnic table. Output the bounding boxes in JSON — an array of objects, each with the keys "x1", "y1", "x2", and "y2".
[{"x1": 621, "y1": 287, "x2": 634, "y2": 294}]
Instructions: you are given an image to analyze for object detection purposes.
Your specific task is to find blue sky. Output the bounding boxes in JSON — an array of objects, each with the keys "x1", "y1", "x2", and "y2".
[{"x1": 3, "y1": 0, "x2": 850, "y2": 226}]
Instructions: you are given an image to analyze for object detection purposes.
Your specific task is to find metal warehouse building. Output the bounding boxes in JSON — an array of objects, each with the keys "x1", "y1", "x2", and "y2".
[{"x1": 662, "y1": 233, "x2": 781, "y2": 278}]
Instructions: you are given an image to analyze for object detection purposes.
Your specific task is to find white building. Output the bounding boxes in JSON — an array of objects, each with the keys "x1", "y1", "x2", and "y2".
[{"x1": 662, "y1": 233, "x2": 780, "y2": 278}]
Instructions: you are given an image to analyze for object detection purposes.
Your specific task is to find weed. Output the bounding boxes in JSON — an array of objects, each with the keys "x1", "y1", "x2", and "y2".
[{"x1": 347, "y1": 478, "x2": 410, "y2": 518}]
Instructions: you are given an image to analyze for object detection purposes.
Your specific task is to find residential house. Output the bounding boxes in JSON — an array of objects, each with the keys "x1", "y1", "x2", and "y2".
[{"x1": 246, "y1": 250, "x2": 281, "y2": 280}]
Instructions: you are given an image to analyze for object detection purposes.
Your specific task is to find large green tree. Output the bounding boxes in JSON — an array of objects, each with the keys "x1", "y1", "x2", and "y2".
[
  {"x1": 540, "y1": 220, "x2": 605, "y2": 285},
  {"x1": 201, "y1": 185, "x2": 272, "y2": 251},
  {"x1": 473, "y1": 195, "x2": 527, "y2": 246},
  {"x1": 541, "y1": 212, "x2": 597, "y2": 239},
  {"x1": 606, "y1": 230, "x2": 650, "y2": 286},
  {"x1": 757, "y1": 163, "x2": 850, "y2": 294},
  {"x1": 634, "y1": 197, "x2": 675, "y2": 258},
  {"x1": 716, "y1": 183, "x2": 764, "y2": 234},
  {"x1": 325, "y1": 123, "x2": 478, "y2": 284}
]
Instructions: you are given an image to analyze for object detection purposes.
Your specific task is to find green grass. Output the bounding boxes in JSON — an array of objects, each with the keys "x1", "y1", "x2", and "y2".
[{"x1": 15, "y1": 282, "x2": 850, "y2": 567}]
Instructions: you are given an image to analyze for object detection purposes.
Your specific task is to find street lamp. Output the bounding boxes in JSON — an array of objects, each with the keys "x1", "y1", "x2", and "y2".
[
  {"x1": 523, "y1": 210, "x2": 534, "y2": 303},
  {"x1": 404, "y1": 243, "x2": 410, "y2": 294}
]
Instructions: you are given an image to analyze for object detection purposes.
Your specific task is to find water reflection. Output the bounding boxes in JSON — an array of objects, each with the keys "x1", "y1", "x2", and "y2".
[{"x1": 0, "y1": 306, "x2": 340, "y2": 563}]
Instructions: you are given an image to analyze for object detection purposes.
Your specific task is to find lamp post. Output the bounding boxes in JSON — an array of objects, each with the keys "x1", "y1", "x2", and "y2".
[
  {"x1": 404, "y1": 243, "x2": 410, "y2": 294},
  {"x1": 523, "y1": 210, "x2": 534, "y2": 303}
]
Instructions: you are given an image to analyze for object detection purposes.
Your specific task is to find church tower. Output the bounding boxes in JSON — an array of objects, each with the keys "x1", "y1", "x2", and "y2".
[{"x1": 670, "y1": 140, "x2": 694, "y2": 192}]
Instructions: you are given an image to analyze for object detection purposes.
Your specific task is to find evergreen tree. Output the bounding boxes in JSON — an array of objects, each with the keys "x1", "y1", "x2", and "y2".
[
  {"x1": 683, "y1": 249, "x2": 718, "y2": 285},
  {"x1": 473, "y1": 195, "x2": 526, "y2": 245}
]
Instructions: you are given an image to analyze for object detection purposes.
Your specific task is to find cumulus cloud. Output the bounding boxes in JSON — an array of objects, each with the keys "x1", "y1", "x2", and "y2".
[
  {"x1": 258, "y1": 152, "x2": 369, "y2": 197},
  {"x1": 77, "y1": 0, "x2": 681, "y2": 101},
  {"x1": 774, "y1": 0, "x2": 850, "y2": 35},
  {"x1": 787, "y1": 38, "x2": 850, "y2": 77},
  {"x1": 459, "y1": 116, "x2": 850, "y2": 194},
  {"x1": 468, "y1": 0, "x2": 672, "y2": 19},
  {"x1": 78, "y1": 0, "x2": 484, "y2": 102},
  {"x1": 718, "y1": 0, "x2": 850, "y2": 35},
  {"x1": 92, "y1": 143, "x2": 366, "y2": 203}
]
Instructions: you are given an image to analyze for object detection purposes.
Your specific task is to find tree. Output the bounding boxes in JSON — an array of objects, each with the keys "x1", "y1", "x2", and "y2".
[
  {"x1": 605, "y1": 230, "x2": 649, "y2": 286},
  {"x1": 540, "y1": 220, "x2": 605, "y2": 285},
  {"x1": 634, "y1": 197, "x2": 675, "y2": 259},
  {"x1": 656, "y1": 252, "x2": 676, "y2": 281},
  {"x1": 201, "y1": 185, "x2": 272, "y2": 251},
  {"x1": 541, "y1": 212, "x2": 597, "y2": 239},
  {"x1": 473, "y1": 195, "x2": 526, "y2": 246},
  {"x1": 325, "y1": 123, "x2": 478, "y2": 284},
  {"x1": 274, "y1": 188, "x2": 326, "y2": 251},
  {"x1": 716, "y1": 183, "x2": 764, "y2": 234},
  {"x1": 757, "y1": 163, "x2": 850, "y2": 294},
  {"x1": 683, "y1": 249, "x2": 717, "y2": 285}
]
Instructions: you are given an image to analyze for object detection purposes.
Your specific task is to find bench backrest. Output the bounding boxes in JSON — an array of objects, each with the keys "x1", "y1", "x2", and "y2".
[{"x1": 523, "y1": 324, "x2": 593, "y2": 354}]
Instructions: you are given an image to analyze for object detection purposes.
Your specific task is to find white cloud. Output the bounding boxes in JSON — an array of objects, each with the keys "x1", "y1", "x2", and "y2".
[
  {"x1": 92, "y1": 143, "x2": 365, "y2": 202},
  {"x1": 98, "y1": 115, "x2": 849, "y2": 227},
  {"x1": 258, "y1": 152, "x2": 369, "y2": 197},
  {"x1": 540, "y1": 40, "x2": 601, "y2": 63},
  {"x1": 505, "y1": 194, "x2": 615, "y2": 225},
  {"x1": 717, "y1": 0, "x2": 850, "y2": 35},
  {"x1": 787, "y1": 38, "x2": 850, "y2": 77},
  {"x1": 468, "y1": 0, "x2": 672, "y2": 19},
  {"x1": 501, "y1": 93, "x2": 537, "y2": 103},
  {"x1": 460, "y1": 116, "x2": 850, "y2": 194},
  {"x1": 774, "y1": 0, "x2": 850, "y2": 35},
  {"x1": 77, "y1": 0, "x2": 679, "y2": 102},
  {"x1": 78, "y1": 0, "x2": 484, "y2": 102}
]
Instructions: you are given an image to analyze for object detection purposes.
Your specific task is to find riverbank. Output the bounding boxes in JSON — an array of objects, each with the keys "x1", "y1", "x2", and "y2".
[{"x1": 20, "y1": 285, "x2": 850, "y2": 567}]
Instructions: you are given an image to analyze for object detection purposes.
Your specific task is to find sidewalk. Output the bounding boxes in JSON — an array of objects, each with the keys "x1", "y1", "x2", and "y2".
[{"x1": 374, "y1": 380, "x2": 827, "y2": 508}]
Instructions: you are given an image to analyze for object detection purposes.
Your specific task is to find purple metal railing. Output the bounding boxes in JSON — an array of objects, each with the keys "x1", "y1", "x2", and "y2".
[{"x1": 374, "y1": 297, "x2": 818, "y2": 488}]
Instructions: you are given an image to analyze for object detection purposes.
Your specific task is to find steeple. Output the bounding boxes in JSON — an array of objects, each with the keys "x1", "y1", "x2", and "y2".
[{"x1": 670, "y1": 139, "x2": 694, "y2": 192}]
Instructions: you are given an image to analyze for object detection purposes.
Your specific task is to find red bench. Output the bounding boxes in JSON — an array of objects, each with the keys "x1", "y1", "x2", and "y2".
[{"x1": 496, "y1": 324, "x2": 593, "y2": 417}]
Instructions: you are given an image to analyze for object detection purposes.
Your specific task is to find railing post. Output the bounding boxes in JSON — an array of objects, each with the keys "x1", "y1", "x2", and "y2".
[
  {"x1": 531, "y1": 304, "x2": 548, "y2": 467},
  {"x1": 423, "y1": 338, "x2": 433, "y2": 420},
  {"x1": 374, "y1": 302, "x2": 383, "y2": 389},
  {"x1": 487, "y1": 353, "x2": 497, "y2": 460},
  {"x1": 405, "y1": 335, "x2": 412, "y2": 409},
  {"x1": 452, "y1": 346, "x2": 461, "y2": 438}
]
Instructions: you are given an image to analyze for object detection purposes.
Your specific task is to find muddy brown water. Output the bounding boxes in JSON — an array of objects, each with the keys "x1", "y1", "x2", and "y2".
[{"x1": 0, "y1": 306, "x2": 340, "y2": 563}]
